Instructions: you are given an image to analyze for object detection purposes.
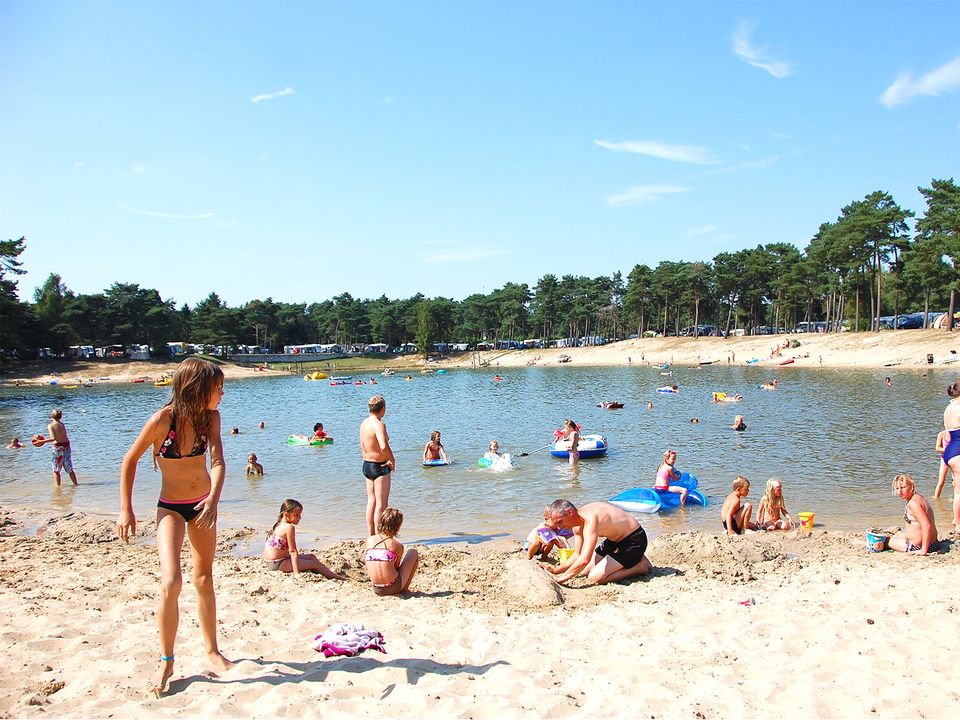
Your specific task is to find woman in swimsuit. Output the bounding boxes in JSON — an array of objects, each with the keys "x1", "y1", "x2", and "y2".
[
  {"x1": 942, "y1": 381, "x2": 960, "y2": 531},
  {"x1": 263, "y1": 499, "x2": 347, "y2": 577},
  {"x1": 888, "y1": 473, "x2": 938, "y2": 555},
  {"x1": 116, "y1": 357, "x2": 233, "y2": 696},
  {"x1": 654, "y1": 449, "x2": 687, "y2": 505},
  {"x1": 364, "y1": 507, "x2": 419, "y2": 596},
  {"x1": 422, "y1": 430, "x2": 448, "y2": 463}
]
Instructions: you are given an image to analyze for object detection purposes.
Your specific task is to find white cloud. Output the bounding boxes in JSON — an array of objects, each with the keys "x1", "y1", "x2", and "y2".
[
  {"x1": 732, "y1": 20, "x2": 795, "y2": 78},
  {"x1": 132, "y1": 164, "x2": 148, "y2": 174},
  {"x1": 685, "y1": 225, "x2": 718, "y2": 238},
  {"x1": 595, "y1": 139, "x2": 718, "y2": 165},
  {"x1": 880, "y1": 56, "x2": 960, "y2": 108},
  {"x1": 382, "y1": 96, "x2": 395, "y2": 104},
  {"x1": 607, "y1": 185, "x2": 688, "y2": 207},
  {"x1": 423, "y1": 246, "x2": 509, "y2": 263},
  {"x1": 118, "y1": 204, "x2": 215, "y2": 220},
  {"x1": 250, "y1": 86, "x2": 294, "y2": 104}
]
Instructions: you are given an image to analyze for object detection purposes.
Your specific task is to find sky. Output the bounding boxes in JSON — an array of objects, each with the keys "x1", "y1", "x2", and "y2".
[{"x1": 2, "y1": 0, "x2": 959, "y2": 308}]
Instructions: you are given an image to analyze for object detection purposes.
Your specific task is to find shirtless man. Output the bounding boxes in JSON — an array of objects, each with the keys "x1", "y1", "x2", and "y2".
[
  {"x1": 35, "y1": 408, "x2": 78, "y2": 486},
  {"x1": 360, "y1": 395, "x2": 396, "y2": 536},
  {"x1": 542, "y1": 499, "x2": 652, "y2": 585}
]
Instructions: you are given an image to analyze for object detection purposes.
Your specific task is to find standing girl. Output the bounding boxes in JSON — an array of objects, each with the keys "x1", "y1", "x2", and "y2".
[
  {"x1": 942, "y1": 381, "x2": 960, "y2": 532},
  {"x1": 757, "y1": 478, "x2": 795, "y2": 530},
  {"x1": 561, "y1": 419, "x2": 581, "y2": 466},
  {"x1": 116, "y1": 358, "x2": 233, "y2": 696},
  {"x1": 263, "y1": 499, "x2": 347, "y2": 578}
]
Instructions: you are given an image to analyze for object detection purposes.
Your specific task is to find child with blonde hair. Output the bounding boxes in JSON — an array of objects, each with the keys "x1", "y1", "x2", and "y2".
[
  {"x1": 526, "y1": 504, "x2": 574, "y2": 560},
  {"x1": 720, "y1": 476, "x2": 757, "y2": 535},
  {"x1": 245, "y1": 453, "x2": 264, "y2": 475},
  {"x1": 889, "y1": 474, "x2": 938, "y2": 555},
  {"x1": 757, "y1": 478, "x2": 795, "y2": 530},
  {"x1": 263, "y1": 499, "x2": 346, "y2": 577},
  {"x1": 654, "y1": 449, "x2": 687, "y2": 505}
]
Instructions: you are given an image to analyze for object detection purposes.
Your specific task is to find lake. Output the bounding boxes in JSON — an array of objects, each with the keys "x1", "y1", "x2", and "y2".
[{"x1": 0, "y1": 363, "x2": 954, "y2": 545}]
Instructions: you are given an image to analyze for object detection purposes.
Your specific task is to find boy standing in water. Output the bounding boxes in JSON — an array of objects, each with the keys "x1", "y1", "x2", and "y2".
[
  {"x1": 360, "y1": 395, "x2": 396, "y2": 536},
  {"x1": 36, "y1": 408, "x2": 78, "y2": 486}
]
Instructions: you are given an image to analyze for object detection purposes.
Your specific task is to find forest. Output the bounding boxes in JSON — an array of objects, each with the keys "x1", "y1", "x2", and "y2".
[{"x1": 2, "y1": 179, "x2": 958, "y2": 360}]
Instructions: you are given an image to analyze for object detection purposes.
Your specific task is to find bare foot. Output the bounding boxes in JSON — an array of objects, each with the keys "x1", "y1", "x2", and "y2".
[
  {"x1": 148, "y1": 658, "x2": 174, "y2": 697},
  {"x1": 206, "y1": 651, "x2": 235, "y2": 675}
]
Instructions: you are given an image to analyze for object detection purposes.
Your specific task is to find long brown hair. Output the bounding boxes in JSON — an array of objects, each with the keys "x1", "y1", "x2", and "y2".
[
  {"x1": 164, "y1": 357, "x2": 223, "y2": 455},
  {"x1": 270, "y1": 499, "x2": 303, "y2": 536}
]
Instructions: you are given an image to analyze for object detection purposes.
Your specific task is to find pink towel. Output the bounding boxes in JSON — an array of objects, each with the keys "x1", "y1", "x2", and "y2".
[{"x1": 312, "y1": 623, "x2": 385, "y2": 657}]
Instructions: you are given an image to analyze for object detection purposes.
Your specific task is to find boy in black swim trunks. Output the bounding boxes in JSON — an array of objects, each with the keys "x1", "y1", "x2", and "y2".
[
  {"x1": 360, "y1": 395, "x2": 396, "y2": 536},
  {"x1": 721, "y1": 476, "x2": 757, "y2": 535},
  {"x1": 542, "y1": 499, "x2": 652, "y2": 585}
]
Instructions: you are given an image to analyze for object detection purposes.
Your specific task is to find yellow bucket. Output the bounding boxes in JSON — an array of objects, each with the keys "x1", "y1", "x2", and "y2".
[
  {"x1": 556, "y1": 548, "x2": 575, "y2": 563},
  {"x1": 798, "y1": 511, "x2": 815, "y2": 529}
]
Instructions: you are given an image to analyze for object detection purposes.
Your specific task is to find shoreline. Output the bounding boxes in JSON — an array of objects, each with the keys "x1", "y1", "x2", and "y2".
[
  {"x1": 2, "y1": 506, "x2": 958, "y2": 717},
  {"x1": 3, "y1": 331, "x2": 960, "y2": 388}
]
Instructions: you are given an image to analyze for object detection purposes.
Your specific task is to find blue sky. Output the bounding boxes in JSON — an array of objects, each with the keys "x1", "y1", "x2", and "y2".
[{"x1": 2, "y1": 1, "x2": 959, "y2": 308}]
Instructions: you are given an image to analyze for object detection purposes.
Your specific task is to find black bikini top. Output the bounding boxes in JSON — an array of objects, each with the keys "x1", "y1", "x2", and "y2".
[{"x1": 156, "y1": 413, "x2": 207, "y2": 460}]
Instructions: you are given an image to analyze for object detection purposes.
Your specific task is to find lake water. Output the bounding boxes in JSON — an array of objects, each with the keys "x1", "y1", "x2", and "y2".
[{"x1": 0, "y1": 364, "x2": 955, "y2": 545}]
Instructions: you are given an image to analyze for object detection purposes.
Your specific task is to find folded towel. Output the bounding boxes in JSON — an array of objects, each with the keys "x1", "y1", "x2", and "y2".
[{"x1": 312, "y1": 623, "x2": 386, "y2": 657}]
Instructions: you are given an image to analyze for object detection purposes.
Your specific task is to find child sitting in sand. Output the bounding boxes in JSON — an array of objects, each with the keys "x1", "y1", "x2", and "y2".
[
  {"x1": 934, "y1": 430, "x2": 949, "y2": 498},
  {"x1": 654, "y1": 449, "x2": 687, "y2": 505},
  {"x1": 526, "y1": 505, "x2": 574, "y2": 560},
  {"x1": 888, "y1": 474, "x2": 938, "y2": 556},
  {"x1": 422, "y1": 430, "x2": 448, "y2": 462},
  {"x1": 364, "y1": 507, "x2": 420, "y2": 596},
  {"x1": 263, "y1": 499, "x2": 346, "y2": 577},
  {"x1": 721, "y1": 476, "x2": 757, "y2": 535},
  {"x1": 757, "y1": 477, "x2": 795, "y2": 530},
  {"x1": 245, "y1": 453, "x2": 263, "y2": 475}
]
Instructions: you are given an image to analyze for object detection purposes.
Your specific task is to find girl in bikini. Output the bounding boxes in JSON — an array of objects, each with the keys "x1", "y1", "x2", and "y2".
[
  {"x1": 364, "y1": 507, "x2": 420, "y2": 596},
  {"x1": 888, "y1": 473, "x2": 938, "y2": 555},
  {"x1": 263, "y1": 499, "x2": 347, "y2": 578},
  {"x1": 422, "y1": 430, "x2": 448, "y2": 462},
  {"x1": 654, "y1": 449, "x2": 688, "y2": 505},
  {"x1": 757, "y1": 477, "x2": 795, "y2": 530},
  {"x1": 116, "y1": 357, "x2": 233, "y2": 696}
]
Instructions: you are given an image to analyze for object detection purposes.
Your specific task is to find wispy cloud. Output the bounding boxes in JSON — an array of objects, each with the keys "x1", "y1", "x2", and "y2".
[
  {"x1": 732, "y1": 20, "x2": 795, "y2": 78},
  {"x1": 422, "y1": 245, "x2": 509, "y2": 263},
  {"x1": 250, "y1": 86, "x2": 294, "y2": 104},
  {"x1": 595, "y1": 139, "x2": 718, "y2": 165},
  {"x1": 880, "y1": 56, "x2": 960, "y2": 108},
  {"x1": 685, "y1": 225, "x2": 718, "y2": 238},
  {"x1": 382, "y1": 96, "x2": 395, "y2": 104},
  {"x1": 119, "y1": 204, "x2": 215, "y2": 220},
  {"x1": 607, "y1": 185, "x2": 688, "y2": 207},
  {"x1": 132, "y1": 164, "x2": 148, "y2": 174}
]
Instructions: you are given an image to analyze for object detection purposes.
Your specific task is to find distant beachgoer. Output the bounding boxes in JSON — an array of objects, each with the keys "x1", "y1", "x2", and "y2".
[
  {"x1": 313, "y1": 422, "x2": 328, "y2": 441},
  {"x1": 258, "y1": 421, "x2": 266, "y2": 429},
  {"x1": 888, "y1": 474, "x2": 937, "y2": 555},
  {"x1": 885, "y1": 377, "x2": 893, "y2": 387},
  {"x1": 364, "y1": 507, "x2": 419, "y2": 596},
  {"x1": 757, "y1": 478, "x2": 795, "y2": 530},
  {"x1": 230, "y1": 427, "x2": 239, "y2": 435},
  {"x1": 422, "y1": 430, "x2": 447, "y2": 462},
  {"x1": 484, "y1": 439, "x2": 502, "y2": 461},
  {"x1": 646, "y1": 401, "x2": 654, "y2": 410},
  {"x1": 541, "y1": 499, "x2": 652, "y2": 585},
  {"x1": 760, "y1": 379, "x2": 778, "y2": 390},
  {"x1": 115, "y1": 357, "x2": 233, "y2": 696},
  {"x1": 690, "y1": 418, "x2": 699, "y2": 424},
  {"x1": 245, "y1": 453, "x2": 263, "y2": 476},
  {"x1": 941, "y1": 381, "x2": 960, "y2": 532},
  {"x1": 561, "y1": 419, "x2": 580, "y2": 466},
  {"x1": 731, "y1": 415, "x2": 747, "y2": 431},
  {"x1": 264, "y1": 499, "x2": 346, "y2": 577},
  {"x1": 721, "y1": 476, "x2": 756, "y2": 535},
  {"x1": 360, "y1": 394, "x2": 396, "y2": 536},
  {"x1": 934, "y1": 429, "x2": 949, "y2": 498},
  {"x1": 654, "y1": 449, "x2": 687, "y2": 505},
  {"x1": 526, "y1": 504, "x2": 573, "y2": 560},
  {"x1": 6, "y1": 437, "x2": 23, "y2": 449},
  {"x1": 34, "y1": 408, "x2": 78, "y2": 486}
]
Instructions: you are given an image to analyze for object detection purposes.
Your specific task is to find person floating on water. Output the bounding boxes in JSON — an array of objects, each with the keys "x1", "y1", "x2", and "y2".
[
  {"x1": 654, "y1": 449, "x2": 687, "y2": 505},
  {"x1": 313, "y1": 422, "x2": 328, "y2": 441},
  {"x1": 6, "y1": 437, "x2": 23, "y2": 449},
  {"x1": 760, "y1": 379, "x2": 778, "y2": 390},
  {"x1": 731, "y1": 415, "x2": 747, "y2": 431},
  {"x1": 422, "y1": 430, "x2": 447, "y2": 463}
]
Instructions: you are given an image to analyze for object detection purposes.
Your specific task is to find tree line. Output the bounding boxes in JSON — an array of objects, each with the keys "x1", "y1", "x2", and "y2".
[{"x1": 2, "y1": 179, "x2": 958, "y2": 361}]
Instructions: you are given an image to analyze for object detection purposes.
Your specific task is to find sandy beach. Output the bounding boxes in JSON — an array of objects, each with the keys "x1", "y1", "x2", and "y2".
[{"x1": 1, "y1": 506, "x2": 958, "y2": 719}]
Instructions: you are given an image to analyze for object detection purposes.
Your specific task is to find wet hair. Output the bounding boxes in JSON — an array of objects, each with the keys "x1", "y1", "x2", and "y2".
[
  {"x1": 248, "y1": 453, "x2": 257, "y2": 462},
  {"x1": 732, "y1": 476, "x2": 750, "y2": 491},
  {"x1": 368, "y1": 394, "x2": 386, "y2": 413},
  {"x1": 489, "y1": 439, "x2": 499, "y2": 451},
  {"x1": 50, "y1": 408, "x2": 62, "y2": 420},
  {"x1": 892, "y1": 473, "x2": 916, "y2": 492},
  {"x1": 165, "y1": 357, "x2": 224, "y2": 456},
  {"x1": 761, "y1": 478, "x2": 786, "y2": 513},
  {"x1": 314, "y1": 422, "x2": 323, "y2": 432},
  {"x1": 948, "y1": 381, "x2": 960, "y2": 399},
  {"x1": 377, "y1": 507, "x2": 404, "y2": 536},
  {"x1": 547, "y1": 499, "x2": 576, "y2": 519},
  {"x1": 430, "y1": 430, "x2": 441, "y2": 443},
  {"x1": 270, "y1": 498, "x2": 302, "y2": 535}
]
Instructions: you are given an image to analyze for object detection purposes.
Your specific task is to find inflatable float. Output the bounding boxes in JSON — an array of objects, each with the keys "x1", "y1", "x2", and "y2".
[
  {"x1": 422, "y1": 458, "x2": 453, "y2": 467},
  {"x1": 550, "y1": 433, "x2": 608, "y2": 459},
  {"x1": 154, "y1": 379, "x2": 172, "y2": 387},
  {"x1": 654, "y1": 472, "x2": 707, "y2": 507},
  {"x1": 608, "y1": 487, "x2": 661, "y2": 513},
  {"x1": 656, "y1": 386, "x2": 679, "y2": 394},
  {"x1": 304, "y1": 372, "x2": 328, "y2": 381},
  {"x1": 287, "y1": 434, "x2": 334, "y2": 446},
  {"x1": 779, "y1": 358, "x2": 795, "y2": 366},
  {"x1": 477, "y1": 453, "x2": 513, "y2": 471}
]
